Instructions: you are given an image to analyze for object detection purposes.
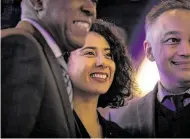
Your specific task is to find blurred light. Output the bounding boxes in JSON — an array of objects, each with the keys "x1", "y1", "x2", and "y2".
[{"x1": 136, "y1": 57, "x2": 160, "y2": 96}]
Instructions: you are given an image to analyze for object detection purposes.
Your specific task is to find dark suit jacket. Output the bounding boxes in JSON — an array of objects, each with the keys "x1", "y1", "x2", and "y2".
[
  {"x1": 107, "y1": 84, "x2": 158, "y2": 137},
  {"x1": 74, "y1": 111, "x2": 133, "y2": 138},
  {"x1": 1, "y1": 21, "x2": 76, "y2": 137}
]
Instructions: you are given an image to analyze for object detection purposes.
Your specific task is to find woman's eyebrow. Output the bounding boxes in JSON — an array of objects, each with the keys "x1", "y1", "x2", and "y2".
[{"x1": 79, "y1": 46, "x2": 96, "y2": 52}]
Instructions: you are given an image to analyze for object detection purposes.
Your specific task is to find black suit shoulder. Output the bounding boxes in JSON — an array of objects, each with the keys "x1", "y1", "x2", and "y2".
[
  {"x1": 1, "y1": 28, "x2": 45, "y2": 64},
  {"x1": 105, "y1": 119, "x2": 135, "y2": 137},
  {"x1": 2, "y1": 28, "x2": 35, "y2": 39},
  {"x1": 1, "y1": 27, "x2": 76, "y2": 138},
  {"x1": 99, "y1": 112, "x2": 134, "y2": 138},
  {"x1": 1, "y1": 28, "x2": 46, "y2": 137}
]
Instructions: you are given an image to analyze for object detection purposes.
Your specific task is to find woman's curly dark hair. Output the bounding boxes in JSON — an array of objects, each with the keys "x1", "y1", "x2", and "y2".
[
  {"x1": 90, "y1": 19, "x2": 135, "y2": 108},
  {"x1": 64, "y1": 19, "x2": 135, "y2": 108}
]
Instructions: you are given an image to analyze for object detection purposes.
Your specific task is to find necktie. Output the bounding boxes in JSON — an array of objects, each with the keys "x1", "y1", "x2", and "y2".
[
  {"x1": 171, "y1": 93, "x2": 190, "y2": 110},
  {"x1": 57, "y1": 55, "x2": 73, "y2": 108}
]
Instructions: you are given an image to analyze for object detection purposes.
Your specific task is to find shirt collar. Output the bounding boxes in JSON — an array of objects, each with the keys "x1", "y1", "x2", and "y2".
[
  {"x1": 22, "y1": 18, "x2": 62, "y2": 58},
  {"x1": 157, "y1": 82, "x2": 190, "y2": 103}
]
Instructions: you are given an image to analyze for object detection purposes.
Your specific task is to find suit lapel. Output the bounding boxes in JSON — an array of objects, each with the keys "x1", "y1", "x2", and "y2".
[
  {"x1": 137, "y1": 84, "x2": 158, "y2": 137},
  {"x1": 16, "y1": 21, "x2": 76, "y2": 136},
  {"x1": 43, "y1": 45, "x2": 76, "y2": 136}
]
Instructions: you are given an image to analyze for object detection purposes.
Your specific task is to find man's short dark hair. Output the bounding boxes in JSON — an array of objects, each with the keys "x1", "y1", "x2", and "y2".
[{"x1": 145, "y1": 0, "x2": 190, "y2": 40}]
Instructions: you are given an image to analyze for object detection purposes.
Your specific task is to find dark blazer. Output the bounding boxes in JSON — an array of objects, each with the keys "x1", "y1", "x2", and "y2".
[
  {"x1": 1, "y1": 21, "x2": 76, "y2": 137},
  {"x1": 74, "y1": 111, "x2": 133, "y2": 138},
  {"x1": 107, "y1": 84, "x2": 158, "y2": 137}
]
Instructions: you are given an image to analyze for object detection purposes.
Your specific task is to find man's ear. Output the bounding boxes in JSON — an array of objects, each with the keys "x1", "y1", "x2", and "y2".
[
  {"x1": 144, "y1": 40, "x2": 155, "y2": 61},
  {"x1": 29, "y1": 0, "x2": 43, "y2": 11}
]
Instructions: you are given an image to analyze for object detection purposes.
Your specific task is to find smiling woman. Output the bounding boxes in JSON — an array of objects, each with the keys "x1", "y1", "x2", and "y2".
[
  {"x1": 68, "y1": 31, "x2": 116, "y2": 97},
  {"x1": 64, "y1": 19, "x2": 135, "y2": 138}
]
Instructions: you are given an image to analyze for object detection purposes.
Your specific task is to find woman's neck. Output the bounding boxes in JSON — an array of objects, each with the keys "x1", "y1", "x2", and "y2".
[
  {"x1": 73, "y1": 88, "x2": 102, "y2": 138},
  {"x1": 73, "y1": 91, "x2": 99, "y2": 123}
]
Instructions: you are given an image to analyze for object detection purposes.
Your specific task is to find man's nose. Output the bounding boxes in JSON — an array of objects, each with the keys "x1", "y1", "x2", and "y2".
[
  {"x1": 178, "y1": 41, "x2": 190, "y2": 58},
  {"x1": 81, "y1": 0, "x2": 96, "y2": 17}
]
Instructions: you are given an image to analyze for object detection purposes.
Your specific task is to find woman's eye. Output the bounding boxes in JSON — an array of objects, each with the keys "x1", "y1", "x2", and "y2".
[
  {"x1": 106, "y1": 53, "x2": 113, "y2": 59},
  {"x1": 84, "y1": 51, "x2": 95, "y2": 56}
]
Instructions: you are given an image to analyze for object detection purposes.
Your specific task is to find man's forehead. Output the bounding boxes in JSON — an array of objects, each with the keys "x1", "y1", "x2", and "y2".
[
  {"x1": 152, "y1": 9, "x2": 190, "y2": 33},
  {"x1": 157, "y1": 9, "x2": 190, "y2": 23}
]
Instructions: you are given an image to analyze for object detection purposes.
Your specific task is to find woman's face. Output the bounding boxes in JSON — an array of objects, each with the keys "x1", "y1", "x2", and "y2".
[{"x1": 67, "y1": 32, "x2": 116, "y2": 96}]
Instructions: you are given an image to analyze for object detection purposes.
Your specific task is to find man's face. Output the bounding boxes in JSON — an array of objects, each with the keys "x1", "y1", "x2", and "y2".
[
  {"x1": 144, "y1": 9, "x2": 190, "y2": 91},
  {"x1": 38, "y1": 0, "x2": 97, "y2": 51},
  {"x1": 67, "y1": 32, "x2": 116, "y2": 96}
]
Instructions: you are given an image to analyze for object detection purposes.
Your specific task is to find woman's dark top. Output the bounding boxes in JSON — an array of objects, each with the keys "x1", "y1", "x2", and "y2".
[{"x1": 73, "y1": 110, "x2": 132, "y2": 138}]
